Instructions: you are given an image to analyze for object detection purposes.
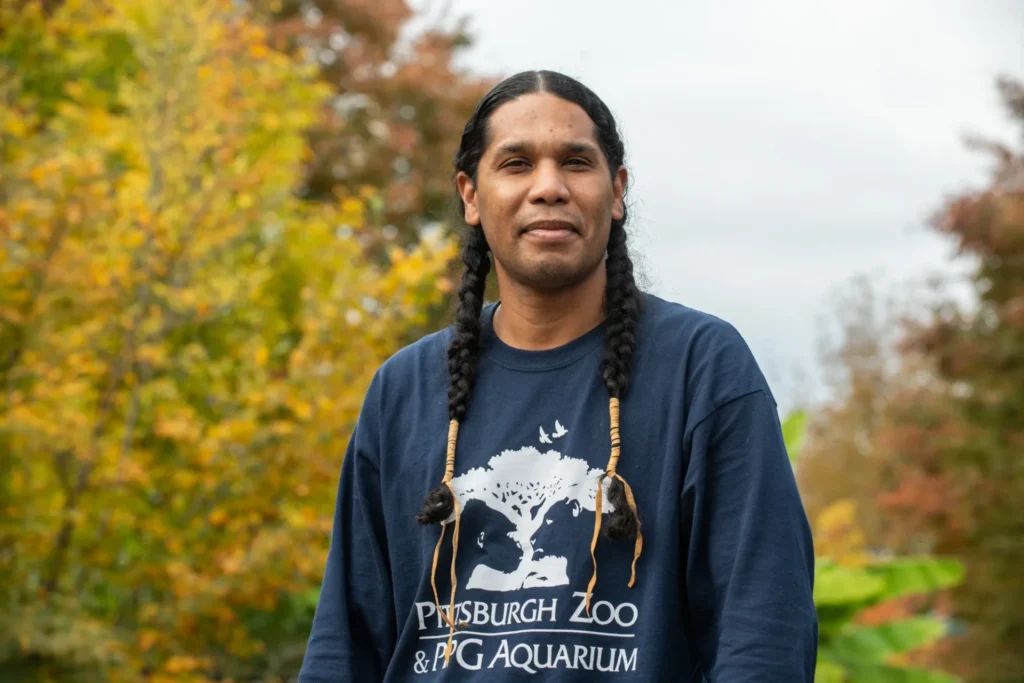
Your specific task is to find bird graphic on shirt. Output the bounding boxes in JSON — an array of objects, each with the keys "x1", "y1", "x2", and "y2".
[
  {"x1": 552, "y1": 420, "x2": 568, "y2": 438},
  {"x1": 539, "y1": 426, "x2": 552, "y2": 444}
]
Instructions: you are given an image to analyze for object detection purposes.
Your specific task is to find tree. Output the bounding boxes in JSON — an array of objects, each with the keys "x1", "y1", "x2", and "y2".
[
  {"x1": 794, "y1": 274, "x2": 937, "y2": 550},
  {"x1": 873, "y1": 76, "x2": 1024, "y2": 682},
  {"x1": 249, "y1": 0, "x2": 496, "y2": 247},
  {"x1": 251, "y1": 0, "x2": 500, "y2": 339},
  {"x1": 0, "y1": 1, "x2": 455, "y2": 680},
  {"x1": 792, "y1": 76, "x2": 1024, "y2": 681},
  {"x1": 452, "y1": 447, "x2": 610, "y2": 592}
]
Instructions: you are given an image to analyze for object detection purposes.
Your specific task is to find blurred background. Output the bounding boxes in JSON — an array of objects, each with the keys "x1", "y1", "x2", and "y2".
[{"x1": 0, "y1": 0, "x2": 1021, "y2": 681}]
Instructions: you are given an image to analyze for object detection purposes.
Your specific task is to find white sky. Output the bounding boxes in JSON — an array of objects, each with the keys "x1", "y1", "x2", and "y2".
[{"x1": 410, "y1": 0, "x2": 1023, "y2": 410}]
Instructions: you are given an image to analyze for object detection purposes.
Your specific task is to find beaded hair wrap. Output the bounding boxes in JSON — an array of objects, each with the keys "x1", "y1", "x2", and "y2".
[
  {"x1": 423, "y1": 420, "x2": 462, "y2": 664},
  {"x1": 585, "y1": 397, "x2": 643, "y2": 615}
]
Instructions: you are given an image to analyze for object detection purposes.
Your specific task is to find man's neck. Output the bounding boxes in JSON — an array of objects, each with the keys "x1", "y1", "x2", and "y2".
[{"x1": 492, "y1": 263, "x2": 606, "y2": 351}]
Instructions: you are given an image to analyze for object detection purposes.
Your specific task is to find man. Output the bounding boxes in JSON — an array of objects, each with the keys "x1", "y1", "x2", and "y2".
[{"x1": 299, "y1": 70, "x2": 817, "y2": 681}]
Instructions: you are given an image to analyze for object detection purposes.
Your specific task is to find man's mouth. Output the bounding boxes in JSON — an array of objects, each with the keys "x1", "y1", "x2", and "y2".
[{"x1": 521, "y1": 220, "x2": 579, "y2": 238}]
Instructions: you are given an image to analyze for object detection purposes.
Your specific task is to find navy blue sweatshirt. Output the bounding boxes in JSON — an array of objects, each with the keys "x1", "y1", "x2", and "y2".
[{"x1": 299, "y1": 293, "x2": 817, "y2": 681}]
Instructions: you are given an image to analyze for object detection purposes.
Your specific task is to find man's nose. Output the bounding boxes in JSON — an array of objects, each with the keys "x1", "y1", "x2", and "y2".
[{"x1": 527, "y1": 160, "x2": 570, "y2": 204}]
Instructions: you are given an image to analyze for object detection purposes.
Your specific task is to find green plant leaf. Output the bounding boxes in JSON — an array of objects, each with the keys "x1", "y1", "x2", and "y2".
[
  {"x1": 831, "y1": 617, "x2": 948, "y2": 662},
  {"x1": 843, "y1": 661, "x2": 960, "y2": 683},
  {"x1": 868, "y1": 557, "x2": 965, "y2": 601},
  {"x1": 814, "y1": 560, "x2": 886, "y2": 606},
  {"x1": 815, "y1": 658, "x2": 847, "y2": 683},
  {"x1": 782, "y1": 409, "x2": 809, "y2": 464}
]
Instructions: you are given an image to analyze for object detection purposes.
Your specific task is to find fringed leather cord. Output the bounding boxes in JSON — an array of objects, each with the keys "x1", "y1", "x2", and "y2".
[
  {"x1": 428, "y1": 419, "x2": 463, "y2": 665},
  {"x1": 585, "y1": 397, "x2": 643, "y2": 616}
]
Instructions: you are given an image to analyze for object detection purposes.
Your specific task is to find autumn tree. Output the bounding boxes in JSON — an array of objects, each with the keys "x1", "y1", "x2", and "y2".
[
  {"x1": 796, "y1": 76, "x2": 1024, "y2": 682},
  {"x1": 795, "y1": 275, "x2": 910, "y2": 546},
  {"x1": 247, "y1": 0, "x2": 496, "y2": 248},
  {"x1": 874, "y1": 77, "x2": 1024, "y2": 682},
  {"x1": 251, "y1": 0, "x2": 500, "y2": 337},
  {"x1": 0, "y1": 1, "x2": 454, "y2": 680}
]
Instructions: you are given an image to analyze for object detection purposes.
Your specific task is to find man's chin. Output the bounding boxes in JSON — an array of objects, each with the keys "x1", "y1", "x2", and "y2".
[{"x1": 510, "y1": 259, "x2": 596, "y2": 293}]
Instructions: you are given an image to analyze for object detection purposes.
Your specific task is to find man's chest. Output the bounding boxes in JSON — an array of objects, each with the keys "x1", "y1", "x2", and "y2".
[
  {"x1": 381, "y1": 364, "x2": 688, "y2": 596},
  {"x1": 377, "y1": 361, "x2": 695, "y2": 680}
]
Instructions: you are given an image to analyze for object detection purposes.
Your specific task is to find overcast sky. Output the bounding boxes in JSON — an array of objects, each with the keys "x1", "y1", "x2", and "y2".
[{"x1": 410, "y1": 0, "x2": 1023, "y2": 410}]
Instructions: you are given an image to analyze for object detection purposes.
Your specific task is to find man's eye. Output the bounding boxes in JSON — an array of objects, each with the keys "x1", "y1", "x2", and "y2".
[
  {"x1": 503, "y1": 159, "x2": 528, "y2": 169},
  {"x1": 565, "y1": 158, "x2": 589, "y2": 166}
]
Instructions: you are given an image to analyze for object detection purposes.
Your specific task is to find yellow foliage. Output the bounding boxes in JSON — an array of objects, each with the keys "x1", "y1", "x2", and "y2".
[
  {"x1": 813, "y1": 498, "x2": 870, "y2": 567},
  {"x1": 0, "y1": 0, "x2": 456, "y2": 678}
]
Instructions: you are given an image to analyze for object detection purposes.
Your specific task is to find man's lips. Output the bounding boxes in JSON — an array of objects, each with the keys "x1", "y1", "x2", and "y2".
[{"x1": 521, "y1": 220, "x2": 579, "y2": 235}]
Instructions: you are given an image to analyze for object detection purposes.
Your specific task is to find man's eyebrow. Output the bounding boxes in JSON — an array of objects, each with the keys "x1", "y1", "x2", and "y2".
[
  {"x1": 562, "y1": 141, "x2": 600, "y2": 155},
  {"x1": 493, "y1": 140, "x2": 600, "y2": 155},
  {"x1": 495, "y1": 141, "x2": 529, "y2": 155}
]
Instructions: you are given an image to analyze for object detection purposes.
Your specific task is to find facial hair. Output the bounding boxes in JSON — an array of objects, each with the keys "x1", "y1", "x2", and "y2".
[{"x1": 493, "y1": 242, "x2": 606, "y2": 293}]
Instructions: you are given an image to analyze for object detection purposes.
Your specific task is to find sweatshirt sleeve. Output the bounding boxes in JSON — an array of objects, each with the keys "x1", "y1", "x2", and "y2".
[
  {"x1": 681, "y1": 389, "x2": 818, "y2": 682},
  {"x1": 299, "y1": 373, "x2": 396, "y2": 682}
]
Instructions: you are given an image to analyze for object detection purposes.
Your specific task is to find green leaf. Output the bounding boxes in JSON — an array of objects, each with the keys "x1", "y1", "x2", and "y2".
[
  {"x1": 815, "y1": 658, "x2": 847, "y2": 683},
  {"x1": 868, "y1": 557, "x2": 965, "y2": 602},
  {"x1": 814, "y1": 560, "x2": 886, "y2": 606},
  {"x1": 831, "y1": 617, "x2": 948, "y2": 662},
  {"x1": 843, "y1": 661, "x2": 960, "y2": 683},
  {"x1": 782, "y1": 409, "x2": 809, "y2": 464},
  {"x1": 817, "y1": 605, "x2": 868, "y2": 639}
]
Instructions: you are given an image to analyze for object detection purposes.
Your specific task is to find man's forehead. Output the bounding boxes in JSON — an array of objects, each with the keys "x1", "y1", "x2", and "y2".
[{"x1": 488, "y1": 94, "x2": 596, "y2": 138}]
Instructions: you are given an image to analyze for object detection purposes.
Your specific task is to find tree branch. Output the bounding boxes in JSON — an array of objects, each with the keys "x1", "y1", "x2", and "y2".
[
  {"x1": 0, "y1": 202, "x2": 70, "y2": 390},
  {"x1": 42, "y1": 59, "x2": 171, "y2": 595}
]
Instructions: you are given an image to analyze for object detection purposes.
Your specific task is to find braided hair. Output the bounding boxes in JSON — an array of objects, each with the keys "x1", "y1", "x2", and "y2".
[{"x1": 416, "y1": 71, "x2": 644, "y2": 661}]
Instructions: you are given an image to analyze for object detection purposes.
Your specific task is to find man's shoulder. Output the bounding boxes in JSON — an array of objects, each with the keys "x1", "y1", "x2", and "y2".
[
  {"x1": 639, "y1": 292, "x2": 770, "y2": 412},
  {"x1": 640, "y1": 292, "x2": 749, "y2": 356}
]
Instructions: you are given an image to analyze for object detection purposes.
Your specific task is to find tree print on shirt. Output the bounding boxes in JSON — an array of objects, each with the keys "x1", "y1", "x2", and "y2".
[{"x1": 449, "y1": 446, "x2": 615, "y2": 592}]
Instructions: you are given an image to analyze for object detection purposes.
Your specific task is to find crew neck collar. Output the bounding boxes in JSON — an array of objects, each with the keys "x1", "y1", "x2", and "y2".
[{"x1": 479, "y1": 302, "x2": 606, "y2": 372}]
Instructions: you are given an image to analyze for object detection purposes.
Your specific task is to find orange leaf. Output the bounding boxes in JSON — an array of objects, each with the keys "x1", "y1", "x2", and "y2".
[{"x1": 209, "y1": 508, "x2": 228, "y2": 526}]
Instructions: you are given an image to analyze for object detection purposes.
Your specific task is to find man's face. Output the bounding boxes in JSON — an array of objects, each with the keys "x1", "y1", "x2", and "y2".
[{"x1": 457, "y1": 93, "x2": 626, "y2": 292}]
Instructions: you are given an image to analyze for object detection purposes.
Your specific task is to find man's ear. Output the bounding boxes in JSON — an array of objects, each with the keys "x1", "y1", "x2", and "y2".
[
  {"x1": 611, "y1": 166, "x2": 627, "y2": 221},
  {"x1": 456, "y1": 171, "x2": 480, "y2": 226}
]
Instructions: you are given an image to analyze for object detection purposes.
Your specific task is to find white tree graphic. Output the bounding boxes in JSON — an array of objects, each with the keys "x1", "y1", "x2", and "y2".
[{"x1": 450, "y1": 446, "x2": 614, "y2": 592}]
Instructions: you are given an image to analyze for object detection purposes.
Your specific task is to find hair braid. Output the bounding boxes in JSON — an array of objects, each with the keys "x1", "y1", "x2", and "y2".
[
  {"x1": 601, "y1": 220, "x2": 642, "y2": 540},
  {"x1": 414, "y1": 227, "x2": 491, "y2": 663},
  {"x1": 416, "y1": 226, "x2": 491, "y2": 526},
  {"x1": 447, "y1": 226, "x2": 491, "y2": 422}
]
